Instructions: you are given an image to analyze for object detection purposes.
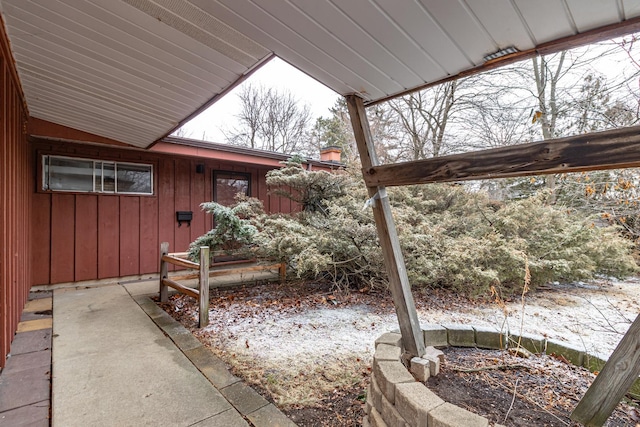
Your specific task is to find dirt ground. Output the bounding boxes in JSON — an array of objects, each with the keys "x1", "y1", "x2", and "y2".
[
  {"x1": 160, "y1": 277, "x2": 640, "y2": 426},
  {"x1": 428, "y1": 347, "x2": 639, "y2": 426}
]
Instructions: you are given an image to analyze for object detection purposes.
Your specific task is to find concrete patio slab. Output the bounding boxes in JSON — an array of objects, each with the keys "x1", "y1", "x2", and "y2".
[
  {"x1": 20, "y1": 310, "x2": 53, "y2": 322},
  {"x1": 192, "y1": 408, "x2": 249, "y2": 426},
  {"x1": 17, "y1": 318, "x2": 53, "y2": 332},
  {"x1": 0, "y1": 364, "x2": 50, "y2": 411},
  {"x1": 52, "y1": 284, "x2": 234, "y2": 427},
  {"x1": 23, "y1": 298, "x2": 52, "y2": 312},
  {"x1": 1, "y1": 350, "x2": 50, "y2": 375},
  {"x1": 9, "y1": 330, "x2": 51, "y2": 355},
  {"x1": 247, "y1": 403, "x2": 298, "y2": 427},
  {"x1": 221, "y1": 381, "x2": 270, "y2": 415},
  {"x1": 0, "y1": 400, "x2": 49, "y2": 427},
  {"x1": 182, "y1": 346, "x2": 242, "y2": 390}
]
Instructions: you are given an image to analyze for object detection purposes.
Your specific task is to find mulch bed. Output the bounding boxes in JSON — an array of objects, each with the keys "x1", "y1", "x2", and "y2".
[
  {"x1": 427, "y1": 347, "x2": 640, "y2": 427},
  {"x1": 281, "y1": 384, "x2": 366, "y2": 427}
]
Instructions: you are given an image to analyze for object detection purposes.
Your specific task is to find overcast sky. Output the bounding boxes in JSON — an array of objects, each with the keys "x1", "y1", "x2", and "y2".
[{"x1": 179, "y1": 57, "x2": 340, "y2": 143}]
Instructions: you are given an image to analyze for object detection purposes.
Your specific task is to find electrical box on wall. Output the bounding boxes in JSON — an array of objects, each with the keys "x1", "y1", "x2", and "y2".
[{"x1": 176, "y1": 211, "x2": 193, "y2": 227}]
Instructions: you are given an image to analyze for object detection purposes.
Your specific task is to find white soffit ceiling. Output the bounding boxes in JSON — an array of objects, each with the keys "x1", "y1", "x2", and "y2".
[
  {"x1": 0, "y1": 0, "x2": 270, "y2": 147},
  {"x1": 2, "y1": 0, "x2": 640, "y2": 148}
]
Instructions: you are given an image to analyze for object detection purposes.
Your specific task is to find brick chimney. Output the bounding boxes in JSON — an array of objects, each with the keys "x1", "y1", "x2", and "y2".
[{"x1": 320, "y1": 146, "x2": 342, "y2": 163}]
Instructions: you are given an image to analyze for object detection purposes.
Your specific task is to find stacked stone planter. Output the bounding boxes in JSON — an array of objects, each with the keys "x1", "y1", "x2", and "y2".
[{"x1": 364, "y1": 324, "x2": 640, "y2": 427}]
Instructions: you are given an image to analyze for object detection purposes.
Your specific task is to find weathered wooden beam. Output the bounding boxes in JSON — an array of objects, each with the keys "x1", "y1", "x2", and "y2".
[
  {"x1": 168, "y1": 251, "x2": 190, "y2": 258},
  {"x1": 364, "y1": 125, "x2": 640, "y2": 187},
  {"x1": 198, "y1": 246, "x2": 210, "y2": 328},
  {"x1": 162, "y1": 278, "x2": 199, "y2": 300},
  {"x1": 161, "y1": 254, "x2": 200, "y2": 270},
  {"x1": 159, "y1": 242, "x2": 169, "y2": 303},
  {"x1": 169, "y1": 272, "x2": 200, "y2": 282},
  {"x1": 571, "y1": 313, "x2": 640, "y2": 426},
  {"x1": 208, "y1": 263, "x2": 284, "y2": 278},
  {"x1": 346, "y1": 94, "x2": 425, "y2": 358}
]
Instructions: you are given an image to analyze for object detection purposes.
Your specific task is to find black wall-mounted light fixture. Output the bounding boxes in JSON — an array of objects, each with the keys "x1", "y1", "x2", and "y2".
[
  {"x1": 196, "y1": 164, "x2": 205, "y2": 174},
  {"x1": 176, "y1": 211, "x2": 193, "y2": 227}
]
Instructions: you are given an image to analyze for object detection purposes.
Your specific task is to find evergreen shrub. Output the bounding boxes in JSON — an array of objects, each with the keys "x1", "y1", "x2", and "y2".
[{"x1": 191, "y1": 161, "x2": 638, "y2": 296}]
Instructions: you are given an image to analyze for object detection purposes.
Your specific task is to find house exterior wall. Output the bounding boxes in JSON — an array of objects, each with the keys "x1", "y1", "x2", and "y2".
[
  {"x1": 31, "y1": 139, "x2": 299, "y2": 286},
  {"x1": 1, "y1": 17, "x2": 32, "y2": 368}
]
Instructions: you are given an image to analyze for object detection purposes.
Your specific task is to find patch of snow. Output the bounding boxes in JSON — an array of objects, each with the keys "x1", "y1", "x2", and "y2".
[{"x1": 201, "y1": 278, "x2": 639, "y2": 368}]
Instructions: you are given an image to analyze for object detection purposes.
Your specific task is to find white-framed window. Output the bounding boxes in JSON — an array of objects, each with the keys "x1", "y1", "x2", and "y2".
[{"x1": 42, "y1": 155, "x2": 153, "y2": 195}]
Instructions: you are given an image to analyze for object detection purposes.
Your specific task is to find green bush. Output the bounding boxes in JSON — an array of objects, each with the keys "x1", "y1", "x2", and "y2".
[
  {"x1": 188, "y1": 201, "x2": 257, "y2": 261},
  {"x1": 190, "y1": 162, "x2": 638, "y2": 296}
]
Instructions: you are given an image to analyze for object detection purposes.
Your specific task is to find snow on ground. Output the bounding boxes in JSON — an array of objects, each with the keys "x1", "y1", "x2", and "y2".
[{"x1": 199, "y1": 278, "x2": 639, "y2": 369}]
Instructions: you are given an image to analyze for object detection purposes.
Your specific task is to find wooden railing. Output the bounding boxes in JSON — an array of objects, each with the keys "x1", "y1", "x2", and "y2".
[
  {"x1": 159, "y1": 242, "x2": 209, "y2": 327},
  {"x1": 158, "y1": 242, "x2": 286, "y2": 328}
]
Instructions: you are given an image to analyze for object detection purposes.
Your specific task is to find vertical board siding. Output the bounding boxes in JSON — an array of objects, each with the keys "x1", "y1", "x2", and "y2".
[
  {"x1": 1, "y1": 19, "x2": 31, "y2": 367},
  {"x1": 31, "y1": 193, "x2": 51, "y2": 285},
  {"x1": 119, "y1": 197, "x2": 140, "y2": 276},
  {"x1": 157, "y1": 157, "x2": 175, "y2": 271},
  {"x1": 139, "y1": 196, "x2": 158, "y2": 274},
  {"x1": 97, "y1": 196, "x2": 120, "y2": 279},
  {"x1": 30, "y1": 140, "x2": 307, "y2": 285},
  {"x1": 75, "y1": 196, "x2": 98, "y2": 281},
  {"x1": 190, "y1": 161, "x2": 207, "y2": 243},
  {"x1": 174, "y1": 158, "x2": 192, "y2": 253},
  {"x1": 50, "y1": 195, "x2": 76, "y2": 283}
]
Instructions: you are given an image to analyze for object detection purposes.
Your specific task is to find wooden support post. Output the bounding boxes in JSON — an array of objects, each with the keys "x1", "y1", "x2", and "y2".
[
  {"x1": 279, "y1": 262, "x2": 286, "y2": 283},
  {"x1": 198, "y1": 246, "x2": 210, "y2": 328},
  {"x1": 159, "y1": 242, "x2": 169, "y2": 303},
  {"x1": 345, "y1": 94, "x2": 425, "y2": 358},
  {"x1": 571, "y1": 313, "x2": 640, "y2": 426}
]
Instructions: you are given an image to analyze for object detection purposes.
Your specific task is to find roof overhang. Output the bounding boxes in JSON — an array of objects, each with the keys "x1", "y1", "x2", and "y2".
[
  {"x1": 2, "y1": 0, "x2": 640, "y2": 148},
  {"x1": 155, "y1": 136, "x2": 342, "y2": 169}
]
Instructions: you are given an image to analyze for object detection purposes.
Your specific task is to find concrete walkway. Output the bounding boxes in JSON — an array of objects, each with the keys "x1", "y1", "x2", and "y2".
[{"x1": 52, "y1": 281, "x2": 296, "y2": 427}]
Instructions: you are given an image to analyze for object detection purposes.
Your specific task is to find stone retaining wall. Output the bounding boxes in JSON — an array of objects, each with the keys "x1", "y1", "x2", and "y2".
[{"x1": 364, "y1": 324, "x2": 640, "y2": 427}]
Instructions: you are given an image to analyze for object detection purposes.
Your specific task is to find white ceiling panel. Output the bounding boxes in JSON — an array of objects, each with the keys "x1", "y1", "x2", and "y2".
[
  {"x1": 189, "y1": 0, "x2": 362, "y2": 96},
  {"x1": 418, "y1": 1, "x2": 497, "y2": 65},
  {"x1": 283, "y1": 1, "x2": 422, "y2": 90},
  {"x1": 204, "y1": 0, "x2": 392, "y2": 97},
  {"x1": 2, "y1": 0, "x2": 640, "y2": 147},
  {"x1": 623, "y1": 0, "x2": 640, "y2": 19},
  {"x1": 464, "y1": 0, "x2": 536, "y2": 49},
  {"x1": 374, "y1": 0, "x2": 474, "y2": 75},
  {"x1": 92, "y1": 0, "x2": 248, "y2": 78},
  {"x1": 327, "y1": 0, "x2": 437, "y2": 83},
  {"x1": 513, "y1": 0, "x2": 576, "y2": 44},
  {"x1": 564, "y1": 0, "x2": 621, "y2": 32},
  {"x1": 17, "y1": 54, "x2": 193, "y2": 116},
  {"x1": 9, "y1": 8, "x2": 209, "y2": 100}
]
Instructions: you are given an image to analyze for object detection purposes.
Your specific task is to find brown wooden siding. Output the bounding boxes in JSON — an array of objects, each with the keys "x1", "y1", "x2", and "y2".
[
  {"x1": 31, "y1": 140, "x2": 298, "y2": 285},
  {"x1": 1, "y1": 18, "x2": 31, "y2": 368}
]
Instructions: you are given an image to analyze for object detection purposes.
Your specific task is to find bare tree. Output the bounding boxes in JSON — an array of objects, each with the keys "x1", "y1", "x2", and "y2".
[
  {"x1": 170, "y1": 126, "x2": 194, "y2": 139},
  {"x1": 387, "y1": 80, "x2": 461, "y2": 160},
  {"x1": 226, "y1": 83, "x2": 265, "y2": 148},
  {"x1": 223, "y1": 84, "x2": 313, "y2": 155}
]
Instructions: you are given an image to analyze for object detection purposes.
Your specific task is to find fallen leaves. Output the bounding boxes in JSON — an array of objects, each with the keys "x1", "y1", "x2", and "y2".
[{"x1": 430, "y1": 347, "x2": 639, "y2": 426}]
